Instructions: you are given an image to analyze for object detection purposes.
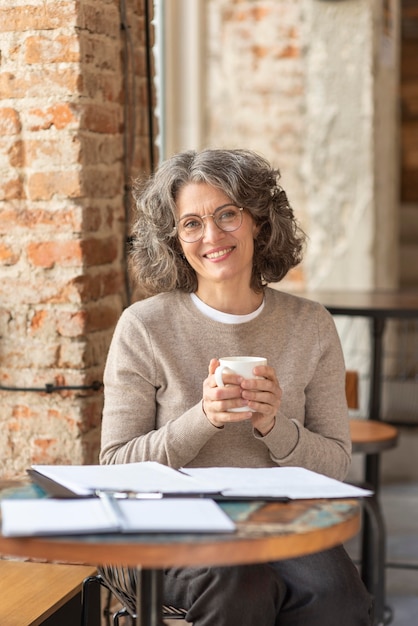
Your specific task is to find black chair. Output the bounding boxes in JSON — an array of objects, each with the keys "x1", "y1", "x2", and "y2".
[{"x1": 81, "y1": 570, "x2": 187, "y2": 625}]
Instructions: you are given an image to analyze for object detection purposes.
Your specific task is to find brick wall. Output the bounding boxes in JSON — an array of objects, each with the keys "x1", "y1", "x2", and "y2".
[
  {"x1": 205, "y1": 0, "x2": 306, "y2": 289},
  {"x1": 0, "y1": 0, "x2": 155, "y2": 477}
]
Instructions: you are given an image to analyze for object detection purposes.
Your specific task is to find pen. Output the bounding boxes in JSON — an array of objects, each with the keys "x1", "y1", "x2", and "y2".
[
  {"x1": 96, "y1": 490, "x2": 163, "y2": 500},
  {"x1": 96, "y1": 490, "x2": 128, "y2": 529},
  {"x1": 128, "y1": 492, "x2": 163, "y2": 499}
]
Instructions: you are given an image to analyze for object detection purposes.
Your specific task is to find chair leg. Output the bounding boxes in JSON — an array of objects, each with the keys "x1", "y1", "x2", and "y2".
[
  {"x1": 361, "y1": 495, "x2": 393, "y2": 625},
  {"x1": 113, "y1": 607, "x2": 135, "y2": 625},
  {"x1": 81, "y1": 574, "x2": 103, "y2": 626}
]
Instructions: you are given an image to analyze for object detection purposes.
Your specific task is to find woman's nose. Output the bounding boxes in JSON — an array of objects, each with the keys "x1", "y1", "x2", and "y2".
[{"x1": 202, "y1": 215, "x2": 224, "y2": 240}]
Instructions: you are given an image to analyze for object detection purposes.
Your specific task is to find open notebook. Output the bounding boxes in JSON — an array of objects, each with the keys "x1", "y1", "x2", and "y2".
[{"x1": 1, "y1": 497, "x2": 236, "y2": 537}]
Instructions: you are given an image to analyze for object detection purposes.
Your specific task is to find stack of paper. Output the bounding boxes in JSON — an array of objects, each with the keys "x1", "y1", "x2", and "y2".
[{"x1": 27, "y1": 462, "x2": 372, "y2": 501}]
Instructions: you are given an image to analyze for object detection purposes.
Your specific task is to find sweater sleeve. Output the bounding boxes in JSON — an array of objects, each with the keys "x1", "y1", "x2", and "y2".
[
  {"x1": 99, "y1": 308, "x2": 221, "y2": 468},
  {"x1": 254, "y1": 306, "x2": 351, "y2": 481}
]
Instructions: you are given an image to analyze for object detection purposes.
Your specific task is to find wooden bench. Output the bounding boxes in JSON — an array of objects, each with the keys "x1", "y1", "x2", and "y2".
[{"x1": 0, "y1": 560, "x2": 99, "y2": 626}]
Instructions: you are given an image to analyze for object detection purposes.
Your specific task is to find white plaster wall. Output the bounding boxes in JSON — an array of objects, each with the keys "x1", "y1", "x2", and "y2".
[
  {"x1": 301, "y1": 0, "x2": 376, "y2": 290},
  {"x1": 300, "y1": 0, "x2": 399, "y2": 291}
]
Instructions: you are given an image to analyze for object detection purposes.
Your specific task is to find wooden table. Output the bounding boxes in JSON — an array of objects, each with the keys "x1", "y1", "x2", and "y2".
[{"x1": 0, "y1": 480, "x2": 361, "y2": 626}]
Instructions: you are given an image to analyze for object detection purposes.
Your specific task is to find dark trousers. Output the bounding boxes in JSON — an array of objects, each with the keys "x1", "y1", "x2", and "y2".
[{"x1": 164, "y1": 545, "x2": 373, "y2": 626}]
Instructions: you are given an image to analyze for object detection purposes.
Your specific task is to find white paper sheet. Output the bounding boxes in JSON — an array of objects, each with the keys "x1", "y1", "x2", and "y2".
[
  {"x1": 182, "y1": 467, "x2": 373, "y2": 500},
  {"x1": 1, "y1": 497, "x2": 236, "y2": 537},
  {"x1": 31, "y1": 461, "x2": 216, "y2": 497},
  {"x1": 1, "y1": 499, "x2": 117, "y2": 536}
]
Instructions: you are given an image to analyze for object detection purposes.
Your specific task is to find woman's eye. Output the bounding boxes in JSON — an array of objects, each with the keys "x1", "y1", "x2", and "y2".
[
  {"x1": 218, "y1": 209, "x2": 236, "y2": 221},
  {"x1": 184, "y1": 219, "x2": 201, "y2": 230}
]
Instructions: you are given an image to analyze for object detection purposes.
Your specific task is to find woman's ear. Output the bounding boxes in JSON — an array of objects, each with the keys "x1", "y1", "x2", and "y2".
[{"x1": 252, "y1": 221, "x2": 262, "y2": 238}]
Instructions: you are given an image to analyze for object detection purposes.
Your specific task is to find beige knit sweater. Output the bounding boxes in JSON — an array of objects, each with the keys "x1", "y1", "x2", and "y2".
[{"x1": 100, "y1": 288, "x2": 351, "y2": 481}]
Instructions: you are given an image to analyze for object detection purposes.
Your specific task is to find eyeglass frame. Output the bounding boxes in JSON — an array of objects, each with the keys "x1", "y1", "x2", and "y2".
[{"x1": 175, "y1": 204, "x2": 244, "y2": 243}]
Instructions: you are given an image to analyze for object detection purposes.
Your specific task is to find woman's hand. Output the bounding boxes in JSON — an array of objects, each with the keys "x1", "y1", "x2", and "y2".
[
  {"x1": 202, "y1": 358, "x2": 282, "y2": 434},
  {"x1": 242, "y1": 363, "x2": 282, "y2": 435}
]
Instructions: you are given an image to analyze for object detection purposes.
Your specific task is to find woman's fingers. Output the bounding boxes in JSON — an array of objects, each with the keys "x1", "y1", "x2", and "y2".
[
  {"x1": 240, "y1": 366, "x2": 282, "y2": 416},
  {"x1": 203, "y1": 362, "x2": 281, "y2": 428}
]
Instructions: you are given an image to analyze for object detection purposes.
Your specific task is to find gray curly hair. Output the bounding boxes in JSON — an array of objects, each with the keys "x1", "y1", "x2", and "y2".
[{"x1": 130, "y1": 148, "x2": 306, "y2": 295}]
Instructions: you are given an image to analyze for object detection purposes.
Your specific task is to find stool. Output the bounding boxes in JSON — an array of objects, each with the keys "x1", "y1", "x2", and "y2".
[
  {"x1": 350, "y1": 420, "x2": 399, "y2": 455},
  {"x1": 346, "y1": 372, "x2": 399, "y2": 626}
]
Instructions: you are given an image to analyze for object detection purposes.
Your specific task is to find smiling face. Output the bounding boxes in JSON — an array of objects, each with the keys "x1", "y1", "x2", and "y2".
[{"x1": 175, "y1": 182, "x2": 259, "y2": 305}]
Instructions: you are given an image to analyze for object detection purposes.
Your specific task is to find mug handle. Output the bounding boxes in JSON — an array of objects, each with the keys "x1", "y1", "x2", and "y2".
[{"x1": 214, "y1": 365, "x2": 233, "y2": 388}]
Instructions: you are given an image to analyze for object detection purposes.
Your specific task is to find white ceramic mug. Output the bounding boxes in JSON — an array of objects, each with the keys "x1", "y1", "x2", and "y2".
[{"x1": 214, "y1": 356, "x2": 267, "y2": 412}]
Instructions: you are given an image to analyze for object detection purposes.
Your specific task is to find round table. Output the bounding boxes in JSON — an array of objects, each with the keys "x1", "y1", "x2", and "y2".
[{"x1": 0, "y1": 480, "x2": 361, "y2": 626}]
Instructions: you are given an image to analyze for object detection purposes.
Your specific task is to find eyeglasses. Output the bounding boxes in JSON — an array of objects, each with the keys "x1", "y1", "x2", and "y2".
[{"x1": 176, "y1": 204, "x2": 244, "y2": 243}]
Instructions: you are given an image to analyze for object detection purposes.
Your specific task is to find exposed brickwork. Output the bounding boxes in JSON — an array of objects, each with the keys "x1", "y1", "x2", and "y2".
[
  {"x1": 0, "y1": 0, "x2": 155, "y2": 476},
  {"x1": 206, "y1": 0, "x2": 306, "y2": 290}
]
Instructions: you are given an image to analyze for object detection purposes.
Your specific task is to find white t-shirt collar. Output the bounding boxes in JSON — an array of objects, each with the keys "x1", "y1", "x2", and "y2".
[{"x1": 190, "y1": 292, "x2": 264, "y2": 324}]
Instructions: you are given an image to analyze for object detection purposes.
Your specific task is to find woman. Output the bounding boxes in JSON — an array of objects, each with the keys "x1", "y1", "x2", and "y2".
[{"x1": 100, "y1": 148, "x2": 372, "y2": 625}]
